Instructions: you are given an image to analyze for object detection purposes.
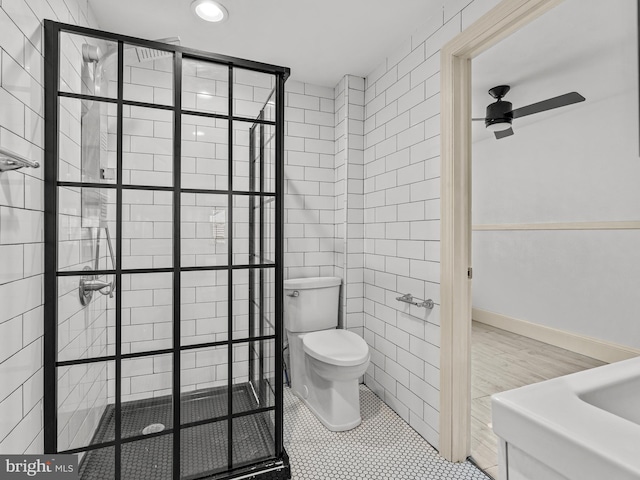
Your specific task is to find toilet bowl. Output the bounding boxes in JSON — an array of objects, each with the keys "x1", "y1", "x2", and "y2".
[{"x1": 284, "y1": 277, "x2": 370, "y2": 431}]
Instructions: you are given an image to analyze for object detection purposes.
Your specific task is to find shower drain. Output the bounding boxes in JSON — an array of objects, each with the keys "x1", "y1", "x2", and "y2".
[{"x1": 142, "y1": 423, "x2": 165, "y2": 435}]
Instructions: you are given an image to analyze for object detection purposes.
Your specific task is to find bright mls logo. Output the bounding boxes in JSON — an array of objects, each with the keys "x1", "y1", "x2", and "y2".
[{"x1": 0, "y1": 456, "x2": 78, "y2": 479}]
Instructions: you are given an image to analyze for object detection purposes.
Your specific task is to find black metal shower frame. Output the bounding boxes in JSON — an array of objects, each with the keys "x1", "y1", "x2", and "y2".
[{"x1": 43, "y1": 20, "x2": 289, "y2": 480}]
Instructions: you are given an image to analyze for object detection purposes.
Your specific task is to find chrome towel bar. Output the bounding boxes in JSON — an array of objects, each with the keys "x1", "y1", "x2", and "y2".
[
  {"x1": 0, "y1": 146, "x2": 40, "y2": 172},
  {"x1": 396, "y1": 293, "x2": 434, "y2": 309}
]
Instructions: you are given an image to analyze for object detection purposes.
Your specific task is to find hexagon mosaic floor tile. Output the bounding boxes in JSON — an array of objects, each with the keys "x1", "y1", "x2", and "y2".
[{"x1": 283, "y1": 385, "x2": 491, "y2": 480}]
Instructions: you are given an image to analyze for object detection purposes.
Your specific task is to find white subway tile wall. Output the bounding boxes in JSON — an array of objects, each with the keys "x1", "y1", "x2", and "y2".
[
  {"x1": 334, "y1": 75, "x2": 365, "y2": 335},
  {"x1": 284, "y1": 81, "x2": 336, "y2": 280},
  {"x1": 361, "y1": 0, "x2": 499, "y2": 449},
  {"x1": 0, "y1": 0, "x2": 99, "y2": 455}
]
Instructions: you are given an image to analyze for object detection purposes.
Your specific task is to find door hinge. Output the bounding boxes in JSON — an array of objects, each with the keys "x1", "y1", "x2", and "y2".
[{"x1": 468, "y1": 267, "x2": 473, "y2": 279}]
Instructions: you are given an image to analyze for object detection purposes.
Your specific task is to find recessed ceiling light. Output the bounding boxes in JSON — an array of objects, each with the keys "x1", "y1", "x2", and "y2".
[{"x1": 191, "y1": 0, "x2": 228, "y2": 23}]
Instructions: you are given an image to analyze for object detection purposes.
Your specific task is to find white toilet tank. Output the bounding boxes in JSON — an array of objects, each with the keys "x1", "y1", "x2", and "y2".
[{"x1": 284, "y1": 277, "x2": 341, "y2": 333}]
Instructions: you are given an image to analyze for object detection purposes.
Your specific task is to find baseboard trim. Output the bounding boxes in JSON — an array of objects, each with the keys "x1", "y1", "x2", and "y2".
[
  {"x1": 472, "y1": 221, "x2": 640, "y2": 231},
  {"x1": 472, "y1": 308, "x2": 640, "y2": 364}
]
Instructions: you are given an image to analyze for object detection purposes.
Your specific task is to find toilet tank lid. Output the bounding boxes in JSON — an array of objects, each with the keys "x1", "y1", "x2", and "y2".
[
  {"x1": 284, "y1": 276, "x2": 342, "y2": 290},
  {"x1": 303, "y1": 329, "x2": 369, "y2": 367}
]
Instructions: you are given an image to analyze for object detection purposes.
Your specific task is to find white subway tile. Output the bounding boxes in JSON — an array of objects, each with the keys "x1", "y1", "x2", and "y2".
[
  {"x1": 367, "y1": 60, "x2": 388, "y2": 87},
  {"x1": 0, "y1": 244, "x2": 23, "y2": 284},
  {"x1": 410, "y1": 94, "x2": 439, "y2": 126},
  {"x1": 0, "y1": 87, "x2": 25, "y2": 137},
  {"x1": 426, "y1": 13, "x2": 462, "y2": 57},
  {"x1": 366, "y1": 92, "x2": 386, "y2": 120},
  {"x1": 385, "y1": 358, "x2": 410, "y2": 387},
  {"x1": 0, "y1": 398, "x2": 41, "y2": 454},
  {"x1": 398, "y1": 202, "x2": 424, "y2": 222},
  {"x1": 0, "y1": 315, "x2": 22, "y2": 363},
  {"x1": 0, "y1": 337, "x2": 40, "y2": 403},
  {"x1": 0, "y1": 275, "x2": 41, "y2": 325},
  {"x1": 22, "y1": 306, "x2": 42, "y2": 347},
  {"x1": 375, "y1": 102, "x2": 398, "y2": 127},
  {"x1": 410, "y1": 53, "x2": 439, "y2": 90},
  {"x1": 0, "y1": 387, "x2": 23, "y2": 441},
  {"x1": 3, "y1": 0, "x2": 40, "y2": 48},
  {"x1": 2, "y1": 52, "x2": 41, "y2": 115},
  {"x1": 304, "y1": 110, "x2": 334, "y2": 127},
  {"x1": 374, "y1": 365, "x2": 396, "y2": 395},
  {"x1": 397, "y1": 124, "x2": 425, "y2": 150},
  {"x1": 320, "y1": 98, "x2": 333, "y2": 113},
  {"x1": 305, "y1": 138, "x2": 334, "y2": 155},
  {"x1": 410, "y1": 137, "x2": 440, "y2": 164},
  {"x1": 24, "y1": 175, "x2": 43, "y2": 211},
  {"x1": 288, "y1": 92, "x2": 319, "y2": 111},
  {"x1": 425, "y1": 322, "x2": 440, "y2": 347},
  {"x1": 397, "y1": 382, "x2": 423, "y2": 416},
  {"x1": 409, "y1": 412, "x2": 439, "y2": 449},
  {"x1": 410, "y1": 372, "x2": 439, "y2": 410}
]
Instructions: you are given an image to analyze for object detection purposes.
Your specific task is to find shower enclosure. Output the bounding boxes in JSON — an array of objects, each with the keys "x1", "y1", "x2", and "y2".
[{"x1": 43, "y1": 20, "x2": 289, "y2": 480}]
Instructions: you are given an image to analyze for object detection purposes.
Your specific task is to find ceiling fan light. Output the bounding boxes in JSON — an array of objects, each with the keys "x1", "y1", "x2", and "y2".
[
  {"x1": 191, "y1": 0, "x2": 228, "y2": 23},
  {"x1": 486, "y1": 120, "x2": 512, "y2": 132}
]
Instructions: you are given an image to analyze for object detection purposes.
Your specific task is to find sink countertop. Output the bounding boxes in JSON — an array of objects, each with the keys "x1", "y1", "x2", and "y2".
[{"x1": 492, "y1": 356, "x2": 640, "y2": 480}]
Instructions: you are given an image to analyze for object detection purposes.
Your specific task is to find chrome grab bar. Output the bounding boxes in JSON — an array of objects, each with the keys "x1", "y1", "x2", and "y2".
[
  {"x1": 395, "y1": 293, "x2": 434, "y2": 309},
  {"x1": 287, "y1": 290, "x2": 299, "y2": 297}
]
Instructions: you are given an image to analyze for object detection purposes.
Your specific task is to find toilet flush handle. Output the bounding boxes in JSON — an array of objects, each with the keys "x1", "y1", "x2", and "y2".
[{"x1": 287, "y1": 290, "x2": 300, "y2": 297}]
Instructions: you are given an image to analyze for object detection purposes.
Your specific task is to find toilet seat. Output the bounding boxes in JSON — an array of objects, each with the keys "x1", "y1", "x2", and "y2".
[{"x1": 303, "y1": 329, "x2": 369, "y2": 367}]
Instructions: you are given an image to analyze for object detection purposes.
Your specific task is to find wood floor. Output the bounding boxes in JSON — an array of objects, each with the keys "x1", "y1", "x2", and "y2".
[{"x1": 470, "y1": 321, "x2": 606, "y2": 479}]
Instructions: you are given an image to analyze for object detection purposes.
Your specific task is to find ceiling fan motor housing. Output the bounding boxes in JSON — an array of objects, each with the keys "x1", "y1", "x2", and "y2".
[{"x1": 485, "y1": 100, "x2": 513, "y2": 129}]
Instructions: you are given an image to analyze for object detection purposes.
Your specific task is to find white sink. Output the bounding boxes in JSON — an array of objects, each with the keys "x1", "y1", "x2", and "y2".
[
  {"x1": 580, "y1": 374, "x2": 640, "y2": 426},
  {"x1": 492, "y1": 356, "x2": 640, "y2": 480}
]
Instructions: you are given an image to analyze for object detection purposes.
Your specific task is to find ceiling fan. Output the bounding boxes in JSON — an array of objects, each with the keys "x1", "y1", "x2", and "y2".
[{"x1": 473, "y1": 85, "x2": 585, "y2": 139}]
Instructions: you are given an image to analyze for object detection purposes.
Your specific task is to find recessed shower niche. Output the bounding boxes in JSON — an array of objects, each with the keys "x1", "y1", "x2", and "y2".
[{"x1": 44, "y1": 20, "x2": 289, "y2": 480}]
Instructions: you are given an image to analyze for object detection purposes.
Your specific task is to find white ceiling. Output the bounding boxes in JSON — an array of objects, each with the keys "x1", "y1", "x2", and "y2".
[
  {"x1": 88, "y1": 0, "x2": 446, "y2": 87},
  {"x1": 471, "y1": 0, "x2": 634, "y2": 143}
]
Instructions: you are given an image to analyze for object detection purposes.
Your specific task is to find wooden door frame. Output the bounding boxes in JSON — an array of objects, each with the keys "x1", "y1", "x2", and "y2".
[{"x1": 438, "y1": 0, "x2": 565, "y2": 462}]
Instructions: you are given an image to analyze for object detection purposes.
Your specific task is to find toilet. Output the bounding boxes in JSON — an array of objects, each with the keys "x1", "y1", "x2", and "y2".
[{"x1": 284, "y1": 276, "x2": 370, "y2": 431}]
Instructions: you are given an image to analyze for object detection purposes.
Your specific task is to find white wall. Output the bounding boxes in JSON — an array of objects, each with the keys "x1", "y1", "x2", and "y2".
[
  {"x1": 0, "y1": 0, "x2": 99, "y2": 455},
  {"x1": 471, "y1": 0, "x2": 640, "y2": 349},
  {"x1": 361, "y1": 0, "x2": 500, "y2": 449}
]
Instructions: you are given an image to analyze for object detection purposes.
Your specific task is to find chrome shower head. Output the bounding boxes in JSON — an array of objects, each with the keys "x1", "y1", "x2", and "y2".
[
  {"x1": 133, "y1": 37, "x2": 181, "y2": 62},
  {"x1": 82, "y1": 43, "x2": 101, "y2": 63}
]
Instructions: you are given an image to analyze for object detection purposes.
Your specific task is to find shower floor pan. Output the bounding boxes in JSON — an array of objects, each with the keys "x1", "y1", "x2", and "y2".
[{"x1": 79, "y1": 383, "x2": 275, "y2": 480}]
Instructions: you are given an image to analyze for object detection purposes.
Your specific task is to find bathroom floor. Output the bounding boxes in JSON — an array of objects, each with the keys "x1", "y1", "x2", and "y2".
[
  {"x1": 283, "y1": 384, "x2": 489, "y2": 480},
  {"x1": 471, "y1": 321, "x2": 606, "y2": 477},
  {"x1": 79, "y1": 383, "x2": 274, "y2": 479}
]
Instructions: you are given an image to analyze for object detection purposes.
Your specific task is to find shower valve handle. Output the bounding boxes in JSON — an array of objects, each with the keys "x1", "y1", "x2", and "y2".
[{"x1": 82, "y1": 278, "x2": 112, "y2": 292}]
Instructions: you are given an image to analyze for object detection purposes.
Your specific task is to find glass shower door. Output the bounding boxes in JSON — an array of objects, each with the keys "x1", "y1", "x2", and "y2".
[{"x1": 45, "y1": 20, "x2": 289, "y2": 480}]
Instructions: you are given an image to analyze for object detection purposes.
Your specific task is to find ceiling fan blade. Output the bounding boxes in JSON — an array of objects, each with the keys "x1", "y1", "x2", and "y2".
[
  {"x1": 472, "y1": 118, "x2": 486, "y2": 121},
  {"x1": 511, "y1": 92, "x2": 585, "y2": 119},
  {"x1": 494, "y1": 127, "x2": 514, "y2": 140}
]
